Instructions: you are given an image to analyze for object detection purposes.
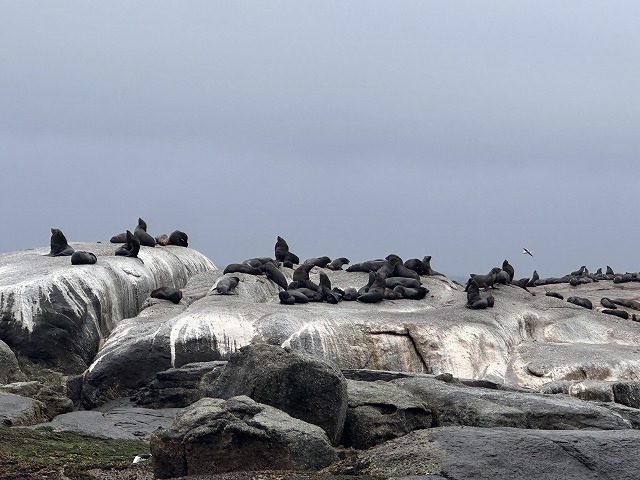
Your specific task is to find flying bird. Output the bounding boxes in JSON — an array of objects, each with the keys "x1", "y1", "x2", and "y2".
[{"x1": 522, "y1": 248, "x2": 533, "y2": 257}]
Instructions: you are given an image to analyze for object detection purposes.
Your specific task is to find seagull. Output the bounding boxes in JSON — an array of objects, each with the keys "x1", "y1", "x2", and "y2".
[
  {"x1": 522, "y1": 248, "x2": 533, "y2": 257},
  {"x1": 133, "y1": 454, "x2": 152, "y2": 464}
]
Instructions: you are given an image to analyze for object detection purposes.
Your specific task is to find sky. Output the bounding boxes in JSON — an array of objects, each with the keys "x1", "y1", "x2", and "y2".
[{"x1": 1, "y1": 1, "x2": 639, "y2": 280}]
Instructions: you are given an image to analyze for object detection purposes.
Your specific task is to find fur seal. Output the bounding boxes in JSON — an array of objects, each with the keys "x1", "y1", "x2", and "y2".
[
  {"x1": 215, "y1": 276, "x2": 240, "y2": 295},
  {"x1": 243, "y1": 257, "x2": 275, "y2": 268},
  {"x1": 393, "y1": 285, "x2": 428, "y2": 300},
  {"x1": 258, "y1": 263, "x2": 288, "y2": 290},
  {"x1": 115, "y1": 230, "x2": 140, "y2": 258},
  {"x1": 292, "y1": 263, "x2": 316, "y2": 283},
  {"x1": 110, "y1": 232, "x2": 127, "y2": 243},
  {"x1": 495, "y1": 270, "x2": 511, "y2": 285},
  {"x1": 570, "y1": 266, "x2": 587, "y2": 277},
  {"x1": 134, "y1": 218, "x2": 156, "y2": 247},
  {"x1": 567, "y1": 296, "x2": 592, "y2": 309},
  {"x1": 527, "y1": 270, "x2": 540, "y2": 287},
  {"x1": 386, "y1": 254, "x2": 420, "y2": 281},
  {"x1": 421, "y1": 256, "x2": 444, "y2": 276},
  {"x1": 385, "y1": 277, "x2": 422, "y2": 289},
  {"x1": 342, "y1": 287, "x2": 359, "y2": 301},
  {"x1": 303, "y1": 256, "x2": 332, "y2": 269},
  {"x1": 606, "y1": 266, "x2": 615, "y2": 276},
  {"x1": 71, "y1": 251, "x2": 97, "y2": 265},
  {"x1": 169, "y1": 230, "x2": 188, "y2": 247},
  {"x1": 466, "y1": 267, "x2": 501, "y2": 291},
  {"x1": 602, "y1": 309, "x2": 628, "y2": 319},
  {"x1": 151, "y1": 287, "x2": 182, "y2": 304},
  {"x1": 326, "y1": 257, "x2": 350, "y2": 271},
  {"x1": 545, "y1": 291, "x2": 563, "y2": 299},
  {"x1": 155, "y1": 234, "x2": 170, "y2": 246},
  {"x1": 600, "y1": 298, "x2": 617, "y2": 309},
  {"x1": 223, "y1": 263, "x2": 263, "y2": 275},
  {"x1": 466, "y1": 279, "x2": 494, "y2": 309},
  {"x1": 357, "y1": 272, "x2": 386, "y2": 303},
  {"x1": 346, "y1": 259, "x2": 387, "y2": 273},
  {"x1": 274, "y1": 236, "x2": 300, "y2": 265},
  {"x1": 610, "y1": 298, "x2": 640, "y2": 311},
  {"x1": 47, "y1": 228, "x2": 75, "y2": 257},
  {"x1": 403, "y1": 258, "x2": 428, "y2": 276},
  {"x1": 502, "y1": 260, "x2": 515, "y2": 282}
]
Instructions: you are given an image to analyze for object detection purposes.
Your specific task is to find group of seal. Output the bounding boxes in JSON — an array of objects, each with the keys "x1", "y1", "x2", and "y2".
[{"x1": 110, "y1": 218, "x2": 189, "y2": 249}]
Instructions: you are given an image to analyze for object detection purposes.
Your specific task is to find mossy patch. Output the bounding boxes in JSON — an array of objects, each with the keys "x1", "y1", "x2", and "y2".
[{"x1": 0, "y1": 426, "x2": 149, "y2": 479}]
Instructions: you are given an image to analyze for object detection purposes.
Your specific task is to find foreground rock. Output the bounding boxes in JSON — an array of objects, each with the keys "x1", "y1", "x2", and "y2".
[
  {"x1": 150, "y1": 396, "x2": 338, "y2": 478},
  {"x1": 0, "y1": 242, "x2": 215, "y2": 374},
  {"x1": 32, "y1": 398, "x2": 180, "y2": 440},
  {"x1": 331, "y1": 426, "x2": 640, "y2": 479},
  {"x1": 0, "y1": 392, "x2": 47, "y2": 426},
  {"x1": 0, "y1": 339, "x2": 26, "y2": 384},
  {"x1": 208, "y1": 344, "x2": 348, "y2": 446}
]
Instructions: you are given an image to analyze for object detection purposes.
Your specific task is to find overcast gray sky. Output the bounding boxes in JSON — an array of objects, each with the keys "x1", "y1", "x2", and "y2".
[{"x1": 1, "y1": 1, "x2": 638, "y2": 280}]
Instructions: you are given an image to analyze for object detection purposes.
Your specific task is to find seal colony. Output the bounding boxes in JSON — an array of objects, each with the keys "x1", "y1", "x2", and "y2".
[{"x1": 40, "y1": 226, "x2": 640, "y2": 318}]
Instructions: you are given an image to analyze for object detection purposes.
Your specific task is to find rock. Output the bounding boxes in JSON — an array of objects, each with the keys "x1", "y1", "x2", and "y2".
[
  {"x1": 0, "y1": 243, "x2": 215, "y2": 373},
  {"x1": 342, "y1": 379, "x2": 432, "y2": 449},
  {"x1": 393, "y1": 376, "x2": 630, "y2": 430},
  {"x1": 331, "y1": 426, "x2": 640, "y2": 479},
  {"x1": 208, "y1": 344, "x2": 348, "y2": 446},
  {"x1": 32, "y1": 398, "x2": 180, "y2": 440},
  {"x1": 150, "y1": 396, "x2": 338, "y2": 478},
  {"x1": 0, "y1": 339, "x2": 26, "y2": 384},
  {"x1": 612, "y1": 381, "x2": 640, "y2": 408},
  {"x1": 0, "y1": 381, "x2": 73, "y2": 420},
  {"x1": 132, "y1": 361, "x2": 227, "y2": 408},
  {"x1": 0, "y1": 392, "x2": 47, "y2": 426}
]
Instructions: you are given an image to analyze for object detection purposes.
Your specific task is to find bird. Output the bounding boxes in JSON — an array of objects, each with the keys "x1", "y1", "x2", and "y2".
[{"x1": 522, "y1": 248, "x2": 533, "y2": 257}]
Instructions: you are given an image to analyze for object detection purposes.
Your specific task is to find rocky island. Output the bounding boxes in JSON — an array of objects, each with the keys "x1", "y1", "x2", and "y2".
[{"x1": 1, "y1": 233, "x2": 640, "y2": 479}]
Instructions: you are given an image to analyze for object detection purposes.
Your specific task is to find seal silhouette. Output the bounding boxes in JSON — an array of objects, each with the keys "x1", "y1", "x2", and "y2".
[
  {"x1": 327, "y1": 257, "x2": 350, "y2": 271},
  {"x1": 47, "y1": 228, "x2": 75, "y2": 257},
  {"x1": 215, "y1": 276, "x2": 240, "y2": 295},
  {"x1": 151, "y1": 287, "x2": 182, "y2": 304},
  {"x1": 169, "y1": 230, "x2": 188, "y2": 247},
  {"x1": 274, "y1": 236, "x2": 300, "y2": 265},
  {"x1": 134, "y1": 218, "x2": 156, "y2": 247},
  {"x1": 115, "y1": 230, "x2": 140, "y2": 258},
  {"x1": 71, "y1": 251, "x2": 97, "y2": 265}
]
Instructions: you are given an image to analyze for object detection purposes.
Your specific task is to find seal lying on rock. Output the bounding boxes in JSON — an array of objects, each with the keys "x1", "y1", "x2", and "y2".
[
  {"x1": 466, "y1": 267, "x2": 501, "y2": 291},
  {"x1": 151, "y1": 287, "x2": 182, "y2": 304},
  {"x1": 567, "y1": 296, "x2": 592, "y2": 309},
  {"x1": 602, "y1": 309, "x2": 629, "y2": 320},
  {"x1": 223, "y1": 263, "x2": 262, "y2": 275},
  {"x1": 169, "y1": 230, "x2": 188, "y2": 247},
  {"x1": 71, "y1": 251, "x2": 97, "y2": 265},
  {"x1": 110, "y1": 232, "x2": 127, "y2": 243},
  {"x1": 47, "y1": 228, "x2": 75, "y2": 257},
  {"x1": 258, "y1": 263, "x2": 288, "y2": 290},
  {"x1": 546, "y1": 292, "x2": 564, "y2": 300},
  {"x1": 346, "y1": 259, "x2": 387, "y2": 273},
  {"x1": 155, "y1": 234, "x2": 170, "y2": 246},
  {"x1": 357, "y1": 272, "x2": 386, "y2": 303},
  {"x1": 303, "y1": 256, "x2": 331, "y2": 268},
  {"x1": 215, "y1": 276, "x2": 240, "y2": 295},
  {"x1": 386, "y1": 254, "x2": 420, "y2": 281}
]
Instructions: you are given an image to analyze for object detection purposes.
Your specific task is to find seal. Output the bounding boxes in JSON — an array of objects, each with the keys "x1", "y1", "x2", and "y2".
[
  {"x1": 606, "y1": 266, "x2": 615, "y2": 276},
  {"x1": 527, "y1": 270, "x2": 540, "y2": 287},
  {"x1": 169, "y1": 230, "x2": 188, "y2": 247},
  {"x1": 567, "y1": 296, "x2": 592, "y2": 309},
  {"x1": 610, "y1": 298, "x2": 640, "y2": 311},
  {"x1": 303, "y1": 257, "x2": 332, "y2": 269},
  {"x1": 385, "y1": 254, "x2": 420, "y2": 281},
  {"x1": 403, "y1": 258, "x2": 428, "y2": 275},
  {"x1": 342, "y1": 287, "x2": 359, "y2": 301},
  {"x1": 466, "y1": 267, "x2": 501, "y2": 291},
  {"x1": 346, "y1": 260, "x2": 387, "y2": 273},
  {"x1": 151, "y1": 287, "x2": 182, "y2": 304},
  {"x1": 274, "y1": 236, "x2": 300, "y2": 265},
  {"x1": 223, "y1": 263, "x2": 262, "y2": 275},
  {"x1": 357, "y1": 272, "x2": 386, "y2": 303},
  {"x1": 502, "y1": 260, "x2": 515, "y2": 282},
  {"x1": 602, "y1": 309, "x2": 628, "y2": 319},
  {"x1": 115, "y1": 230, "x2": 140, "y2": 258},
  {"x1": 292, "y1": 263, "x2": 316, "y2": 282},
  {"x1": 243, "y1": 257, "x2": 275, "y2": 268},
  {"x1": 393, "y1": 285, "x2": 428, "y2": 300},
  {"x1": 545, "y1": 291, "x2": 563, "y2": 300},
  {"x1": 47, "y1": 228, "x2": 75, "y2": 257},
  {"x1": 110, "y1": 232, "x2": 127, "y2": 243},
  {"x1": 385, "y1": 277, "x2": 422, "y2": 289},
  {"x1": 71, "y1": 251, "x2": 97, "y2": 265},
  {"x1": 495, "y1": 270, "x2": 511, "y2": 285},
  {"x1": 570, "y1": 266, "x2": 587, "y2": 277},
  {"x1": 326, "y1": 257, "x2": 350, "y2": 271},
  {"x1": 466, "y1": 279, "x2": 494, "y2": 309},
  {"x1": 155, "y1": 234, "x2": 170, "y2": 246},
  {"x1": 215, "y1": 276, "x2": 240, "y2": 295},
  {"x1": 258, "y1": 263, "x2": 288, "y2": 290},
  {"x1": 134, "y1": 218, "x2": 156, "y2": 247}
]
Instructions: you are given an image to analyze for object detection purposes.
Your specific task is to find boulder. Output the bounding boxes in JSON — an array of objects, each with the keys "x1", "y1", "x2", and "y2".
[
  {"x1": 0, "y1": 243, "x2": 215, "y2": 374},
  {"x1": 393, "y1": 376, "x2": 630, "y2": 430},
  {"x1": 208, "y1": 344, "x2": 348, "y2": 446},
  {"x1": 0, "y1": 392, "x2": 47, "y2": 426},
  {"x1": 342, "y1": 379, "x2": 432, "y2": 449},
  {"x1": 32, "y1": 398, "x2": 179, "y2": 440},
  {"x1": 0, "y1": 339, "x2": 26, "y2": 384},
  {"x1": 0, "y1": 381, "x2": 73, "y2": 420},
  {"x1": 132, "y1": 361, "x2": 227, "y2": 408},
  {"x1": 150, "y1": 396, "x2": 338, "y2": 478},
  {"x1": 331, "y1": 426, "x2": 640, "y2": 479}
]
